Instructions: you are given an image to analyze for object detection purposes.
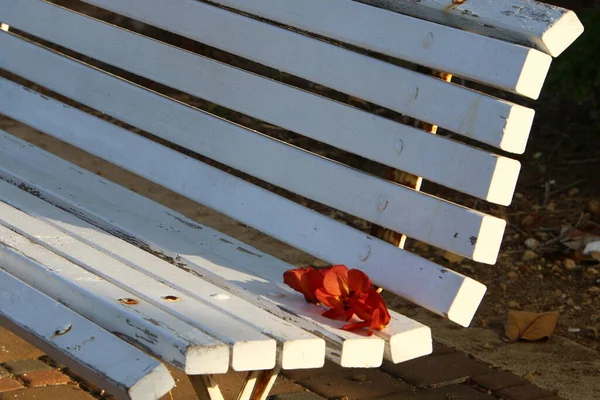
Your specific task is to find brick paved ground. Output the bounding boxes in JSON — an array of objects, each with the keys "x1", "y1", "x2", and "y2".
[{"x1": 0, "y1": 326, "x2": 567, "y2": 400}]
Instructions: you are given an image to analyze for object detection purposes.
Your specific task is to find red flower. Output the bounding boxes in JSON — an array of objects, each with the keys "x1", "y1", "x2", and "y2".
[
  {"x1": 283, "y1": 267, "x2": 325, "y2": 304},
  {"x1": 283, "y1": 265, "x2": 390, "y2": 335}
]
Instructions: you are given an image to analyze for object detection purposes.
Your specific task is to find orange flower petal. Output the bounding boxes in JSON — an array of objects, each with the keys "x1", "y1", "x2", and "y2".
[
  {"x1": 322, "y1": 265, "x2": 349, "y2": 296},
  {"x1": 348, "y1": 269, "x2": 373, "y2": 294},
  {"x1": 342, "y1": 320, "x2": 372, "y2": 334},
  {"x1": 322, "y1": 306, "x2": 350, "y2": 321},
  {"x1": 315, "y1": 288, "x2": 343, "y2": 309},
  {"x1": 283, "y1": 268, "x2": 307, "y2": 294}
]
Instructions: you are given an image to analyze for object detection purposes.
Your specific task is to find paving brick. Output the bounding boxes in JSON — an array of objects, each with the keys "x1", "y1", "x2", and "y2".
[
  {"x1": 0, "y1": 327, "x2": 44, "y2": 363},
  {"x1": 431, "y1": 342, "x2": 454, "y2": 355},
  {"x1": 20, "y1": 369, "x2": 71, "y2": 387},
  {"x1": 268, "y1": 392, "x2": 325, "y2": 400},
  {"x1": 0, "y1": 378, "x2": 24, "y2": 394},
  {"x1": 471, "y1": 371, "x2": 529, "y2": 391},
  {"x1": 495, "y1": 383, "x2": 556, "y2": 400},
  {"x1": 162, "y1": 365, "x2": 309, "y2": 400},
  {"x1": 382, "y1": 353, "x2": 491, "y2": 388},
  {"x1": 378, "y1": 384, "x2": 496, "y2": 399},
  {"x1": 299, "y1": 368, "x2": 410, "y2": 400},
  {"x1": 3, "y1": 359, "x2": 52, "y2": 376},
  {"x1": 283, "y1": 360, "x2": 344, "y2": 382},
  {"x1": 0, "y1": 385, "x2": 95, "y2": 400}
]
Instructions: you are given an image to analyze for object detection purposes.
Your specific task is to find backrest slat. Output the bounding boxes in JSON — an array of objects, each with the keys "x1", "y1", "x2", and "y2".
[
  {"x1": 168, "y1": 0, "x2": 552, "y2": 99},
  {"x1": 0, "y1": 91, "x2": 486, "y2": 328},
  {"x1": 0, "y1": 58, "x2": 505, "y2": 263},
  {"x1": 75, "y1": 0, "x2": 536, "y2": 154},
  {"x1": 0, "y1": 14, "x2": 524, "y2": 206},
  {"x1": 357, "y1": 0, "x2": 585, "y2": 57}
]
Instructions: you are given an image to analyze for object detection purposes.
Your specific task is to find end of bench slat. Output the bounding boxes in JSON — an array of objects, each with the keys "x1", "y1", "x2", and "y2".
[
  {"x1": 339, "y1": 336, "x2": 385, "y2": 368},
  {"x1": 232, "y1": 339, "x2": 278, "y2": 372},
  {"x1": 516, "y1": 49, "x2": 553, "y2": 100},
  {"x1": 543, "y1": 10, "x2": 585, "y2": 57},
  {"x1": 128, "y1": 363, "x2": 174, "y2": 400},
  {"x1": 488, "y1": 157, "x2": 521, "y2": 206},
  {"x1": 384, "y1": 315, "x2": 432, "y2": 364},
  {"x1": 280, "y1": 339, "x2": 326, "y2": 370},
  {"x1": 472, "y1": 216, "x2": 506, "y2": 265},
  {"x1": 447, "y1": 278, "x2": 487, "y2": 328},
  {"x1": 501, "y1": 104, "x2": 536, "y2": 154},
  {"x1": 185, "y1": 344, "x2": 230, "y2": 375}
]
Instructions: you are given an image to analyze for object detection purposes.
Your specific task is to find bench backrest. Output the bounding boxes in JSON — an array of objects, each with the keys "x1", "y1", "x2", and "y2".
[{"x1": 0, "y1": 0, "x2": 582, "y2": 327}]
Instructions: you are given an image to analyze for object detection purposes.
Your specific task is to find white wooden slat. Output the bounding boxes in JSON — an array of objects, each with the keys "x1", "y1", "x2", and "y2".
[
  {"x1": 0, "y1": 30, "x2": 526, "y2": 209},
  {"x1": 356, "y1": 0, "x2": 584, "y2": 58},
  {"x1": 189, "y1": 0, "x2": 551, "y2": 99},
  {"x1": 0, "y1": 149, "x2": 428, "y2": 367},
  {"x1": 0, "y1": 36, "x2": 524, "y2": 211},
  {"x1": 0, "y1": 127, "x2": 486, "y2": 329},
  {"x1": 0, "y1": 62, "x2": 507, "y2": 262},
  {"x1": 0, "y1": 224, "x2": 231, "y2": 375},
  {"x1": 0, "y1": 187, "x2": 325, "y2": 371},
  {"x1": 0, "y1": 269, "x2": 175, "y2": 400},
  {"x1": 77, "y1": 0, "x2": 535, "y2": 155},
  {"x1": 0, "y1": 204, "x2": 302, "y2": 373}
]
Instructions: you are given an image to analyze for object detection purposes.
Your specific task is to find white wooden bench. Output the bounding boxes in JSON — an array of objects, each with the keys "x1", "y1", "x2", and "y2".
[{"x1": 0, "y1": 0, "x2": 583, "y2": 399}]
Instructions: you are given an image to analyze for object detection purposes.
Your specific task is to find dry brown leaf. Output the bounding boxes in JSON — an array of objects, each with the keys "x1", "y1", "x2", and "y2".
[
  {"x1": 560, "y1": 227, "x2": 600, "y2": 251},
  {"x1": 505, "y1": 310, "x2": 559, "y2": 341}
]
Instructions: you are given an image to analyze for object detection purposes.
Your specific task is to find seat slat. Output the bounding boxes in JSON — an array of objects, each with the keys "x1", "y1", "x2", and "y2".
[
  {"x1": 0, "y1": 223, "x2": 231, "y2": 375},
  {"x1": 0, "y1": 174, "x2": 431, "y2": 366},
  {"x1": 356, "y1": 0, "x2": 584, "y2": 57},
  {"x1": 165, "y1": 0, "x2": 551, "y2": 99},
  {"x1": 0, "y1": 73, "x2": 506, "y2": 262},
  {"x1": 74, "y1": 0, "x2": 535, "y2": 154},
  {"x1": 0, "y1": 201, "x2": 334, "y2": 372},
  {"x1": 0, "y1": 122, "x2": 486, "y2": 328},
  {"x1": 0, "y1": 269, "x2": 175, "y2": 400}
]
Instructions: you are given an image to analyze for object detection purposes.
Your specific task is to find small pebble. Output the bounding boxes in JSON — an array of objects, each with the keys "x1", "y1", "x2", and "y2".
[
  {"x1": 508, "y1": 300, "x2": 520, "y2": 309},
  {"x1": 563, "y1": 259, "x2": 578, "y2": 271},
  {"x1": 522, "y1": 250, "x2": 538, "y2": 261},
  {"x1": 585, "y1": 268, "x2": 599, "y2": 280},
  {"x1": 525, "y1": 238, "x2": 540, "y2": 249}
]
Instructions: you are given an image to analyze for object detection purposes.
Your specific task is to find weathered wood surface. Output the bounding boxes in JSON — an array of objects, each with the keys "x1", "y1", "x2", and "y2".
[
  {"x1": 0, "y1": 133, "x2": 433, "y2": 365},
  {"x1": 0, "y1": 126, "x2": 484, "y2": 329},
  {"x1": 0, "y1": 269, "x2": 175, "y2": 400},
  {"x1": 0, "y1": 220, "x2": 232, "y2": 374},
  {"x1": 76, "y1": 0, "x2": 536, "y2": 155},
  {"x1": 0, "y1": 51, "x2": 508, "y2": 262},
  {"x1": 159, "y1": 0, "x2": 551, "y2": 98},
  {"x1": 355, "y1": 0, "x2": 584, "y2": 57}
]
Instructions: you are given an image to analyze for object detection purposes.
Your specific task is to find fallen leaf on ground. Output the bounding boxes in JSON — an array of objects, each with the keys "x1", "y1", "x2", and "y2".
[
  {"x1": 583, "y1": 241, "x2": 600, "y2": 262},
  {"x1": 560, "y1": 227, "x2": 600, "y2": 251},
  {"x1": 505, "y1": 310, "x2": 559, "y2": 341}
]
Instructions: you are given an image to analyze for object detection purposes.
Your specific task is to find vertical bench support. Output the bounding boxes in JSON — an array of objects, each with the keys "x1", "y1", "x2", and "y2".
[
  {"x1": 371, "y1": 70, "x2": 453, "y2": 248},
  {"x1": 188, "y1": 367, "x2": 281, "y2": 400}
]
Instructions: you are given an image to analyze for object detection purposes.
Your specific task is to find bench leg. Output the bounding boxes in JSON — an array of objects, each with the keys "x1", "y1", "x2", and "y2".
[{"x1": 188, "y1": 367, "x2": 281, "y2": 400}]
